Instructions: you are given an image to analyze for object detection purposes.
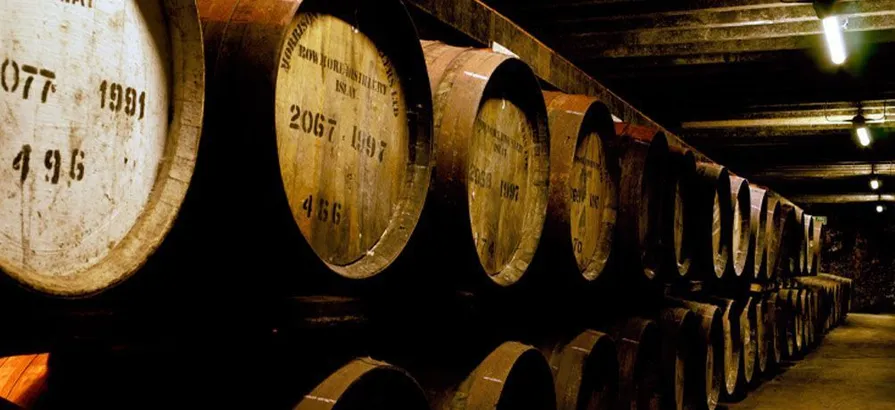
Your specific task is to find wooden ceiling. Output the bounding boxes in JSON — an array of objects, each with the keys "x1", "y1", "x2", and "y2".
[{"x1": 479, "y1": 0, "x2": 895, "y2": 209}]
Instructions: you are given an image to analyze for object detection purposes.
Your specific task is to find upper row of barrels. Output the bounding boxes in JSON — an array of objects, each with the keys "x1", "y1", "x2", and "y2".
[{"x1": 0, "y1": 1, "x2": 825, "y2": 297}]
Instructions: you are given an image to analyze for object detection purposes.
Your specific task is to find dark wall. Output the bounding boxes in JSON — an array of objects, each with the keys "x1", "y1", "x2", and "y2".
[{"x1": 819, "y1": 204, "x2": 895, "y2": 312}]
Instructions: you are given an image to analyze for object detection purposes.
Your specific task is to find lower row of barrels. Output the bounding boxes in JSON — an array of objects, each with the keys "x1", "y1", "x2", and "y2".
[{"x1": 0, "y1": 275, "x2": 852, "y2": 410}]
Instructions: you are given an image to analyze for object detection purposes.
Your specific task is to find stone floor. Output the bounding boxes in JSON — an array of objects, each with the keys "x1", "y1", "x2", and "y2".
[{"x1": 728, "y1": 313, "x2": 895, "y2": 410}]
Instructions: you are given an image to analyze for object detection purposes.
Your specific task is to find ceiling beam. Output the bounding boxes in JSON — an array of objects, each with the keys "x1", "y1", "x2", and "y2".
[
  {"x1": 556, "y1": 14, "x2": 895, "y2": 55},
  {"x1": 487, "y1": 0, "x2": 792, "y2": 22},
  {"x1": 746, "y1": 163, "x2": 895, "y2": 180},
  {"x1": 527, "y1": 1, "x2": 893, "y2": 32},
  {"x1": 564, "y1": 28, "x2": 895, "y2": 59},
  {"x1": 681, "y1": 101, "x2": 895, "y2": 131},
  {"x1": 788, "y1": 194, "x2": 895, "y2": 204}
]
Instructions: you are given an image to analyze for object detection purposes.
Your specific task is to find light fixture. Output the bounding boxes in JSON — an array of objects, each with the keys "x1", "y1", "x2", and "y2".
[
  {"x1": 877, "y1": 204, "x2": 885, "y2": 213},
  {"x1": 822, "y1": 16, "x2": 847, "y2": 65},
  {"x1": 853, "y1": 114, "x2": 872, "y2": 146},
  {"x1": 871, "y1": 178, "x2": 881, "y2": 190}
]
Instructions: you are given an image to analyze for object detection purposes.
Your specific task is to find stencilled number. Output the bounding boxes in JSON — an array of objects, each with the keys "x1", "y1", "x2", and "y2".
[
  {"x1": 10, "y1": 145, "x2": 85, "y2": 185},
  {"x1": 12, "y1": 145, "x2": 32, "y2": 184},
  {"x1": 100, "y1": 80, "x2": 146, "y2": 119},
  {"x1": 301, "y1": 195, "x2": 343, "y2": 225},
  {"x1": 2, "y1": 59, "x2": 56, "y2": 103}
]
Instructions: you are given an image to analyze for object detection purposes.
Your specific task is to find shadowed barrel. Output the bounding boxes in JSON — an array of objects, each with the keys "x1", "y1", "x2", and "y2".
[
  {"x1": 423, "y1": 41, "x2": 550, "y2": 287},
  {"x1": 542, "y1": 92, "x2": 618, "y2": 283}
]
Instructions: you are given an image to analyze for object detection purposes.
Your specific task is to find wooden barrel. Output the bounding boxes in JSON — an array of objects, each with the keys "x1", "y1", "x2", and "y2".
[
  {"x1": 765, "y1": 292, "x2": 781, "y2": 366},
  {"x1": 797, "y1": 290, "x2": 809, "y2": 352},
  {"x1": 692, "y1": 162, "x2": 732, "y2": 280},
  {"x1": 544, "y1": 330, "x2": 618, "y2": 410},
  {"x1": 423, "y1": 42, "x2": 550, "y2": 287},
  {"x1": 801, "y1": 215, "x2": 815, "y2": 277},
  {"x1": 658, "y1": 307, "x2": 698, "y2": 410},
  {"x1": 782, "y1": 288, "x2": 805, "y2": 354},
  {"x1": 764, "y1": 195, "x2": 784, "y2": 281},
  {"x1": 615, "y1": 124, "x2": 670, "y2": 282},
  {"x1": 0, "y1": 0, "x2": 204, "y2": 296},
  {"x1": 198, "y1": 0, "x2": 433, "y2": 281},
  {"x1": 0, "y1": 353, "x2": 49, "y2": 409},
  {"x1": 664, "y1": 298, "x2": 723, "y2": 410},
  {"x1": 728, "y1": 175, "x2": 751, "y2": 278},
  {"x1": 792, "y1": 206, "x2": 804, "y2": 275},
  {"x1": 810, "y1": 290, "x2": 819, "y2": 344},
  {"x1": 776, "y1": 289, "x2": 798, "y2": 357},
  {"x1": 796, "y1": 277, "x2": 834, "y2": 332},
  {"x1": 748, "y1": 187, "x2": 769, "y2": 280},
  {"x1": 754, "y1": 297, "x2": 768, "y2": 376},
  {"x1": 542, "y1": 93, "x2": 618, "y2": 283},
  {"x1": 736, "y1": 297, "x2": 756, "y2": 391},
  {"x1": 802, "y1": 275, "x2": 846, "y2": 330},
  {"x1": 791, "y1": 207, "x2": 807, "y2": 276},
  {"x1": 665, "y1": 138, "x2": 697, "y2": 279},
  {"x1": 294, "y1": 358, "x2": 429, "y2": 410},
  {"x1": 775, "y1": 200, "x2": 800, "y2": 278},
  {"x1": 431, "y1": 342, "x2": 556, "y2": 410},
  {"x1": 803, "y1": 290, "x2": 813, "y2": 346},
  {"x1": 809, "y1": 217, "x2": 825, "y2": 276},
  {"x1": 606, "y1": 317, "x2": 662, "y2": 410},
  {"x1": 700, "y1": 297, "x2": 740, "y2": 398}
]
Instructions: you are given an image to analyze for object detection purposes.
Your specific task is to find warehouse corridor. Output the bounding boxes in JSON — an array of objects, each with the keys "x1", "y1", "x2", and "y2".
[{"x1": 731, "y1": 314, "x2": 895, "y2": 410}]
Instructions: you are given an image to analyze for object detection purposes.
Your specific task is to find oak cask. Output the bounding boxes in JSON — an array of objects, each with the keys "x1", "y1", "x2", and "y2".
[
  {"x1": 423, "y1": 41, "x2": 550, "y2": 287},
  {"x1": 198, "y1": 0, "x2": 433, "y2": 281},
  {"x1": 0, "y1": 0, "x2": 204, "y2": 296},
  {"x1": 542, "y1": 92, "x2": 617, "y2": 283}
]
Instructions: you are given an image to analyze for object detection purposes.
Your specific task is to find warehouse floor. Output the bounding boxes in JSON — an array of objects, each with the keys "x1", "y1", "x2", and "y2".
[{"x1": 729, "y1": 314, "x2": 895, "y2": 410}]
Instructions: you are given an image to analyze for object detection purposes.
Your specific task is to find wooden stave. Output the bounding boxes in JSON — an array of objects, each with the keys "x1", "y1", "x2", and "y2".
[
  {"x1": 699, "y1": 296, "x2": 741, "y2": 398},
  {"x1": 693, "y1": 162, "x2": 732, "y2": 281},
  {"x1": 775, "y1": 200, "x2": 800, "y2": 278},
  {"x1": 666, "y1": 142, "x2": 698, "y2": 280},
  {"x1": 541, "y1": 92, "x2": 619, "y2": 284},
  {"x1": 422, "y1": 41, "x2": 550, "y2": 288},
  {"x1": 765, "y1": 292, "x2": 781, "y2": 367},
  {"x1": 0, "y1": 353, "x2": 49, "y2": 408},
  {"x1": 436, "y1": 342, "x2": 557, "y2": 410},
  {"x1": 605, "y1": 317, "x2": 662, "y2": 410},
  {"x1": 615, "y1": 124, "x2": 671, "y2": 282},
  {"x1": 196, "y1": 0, "x2": 434, "y2": 283},
  {"x1": 663, "y1": 297, "x2": 724, "y2": 410},
  {"x1": 792, "y1": 207, "x2": 807, "y2": 276},
  {"x1": 294, "y1": 358, "x2": 429, "y2": 410},
  {"x1": 658, "y1": 307, "x2": 699, "y2": 410},
  {"x1": 776, "y1": 289, "x2": 798, "y2": 358},
  {"x1": 736, "y1": 297, "x2": 756, "y2": 392},
  {"x1": 748, "y1": 187, "x2": 769, "y2": 281},
  {"x1": 727, "y1": 175, "x2": 751, "y2": 279},
  {"x1": 801, "y1": 215, "x2": 815, "y2": 278},
  {"x1": 764, "y1": 195, "x2": 784, "y2": 281},
  {"x1": 0, "y1": 1, "x2": 205, "y2": 297},
  {"x1": 797, "y1": 290, "x2": 809, "y2": 352},
  {"x1": 754, "y1": 297, "x2": 768, "y2": 376},
  {"x1": 544, "y1": 330, "x2": 619, "y2": 410},
  {"x1": 809, "y1": 217, "x2": 825, "y2": 276}
]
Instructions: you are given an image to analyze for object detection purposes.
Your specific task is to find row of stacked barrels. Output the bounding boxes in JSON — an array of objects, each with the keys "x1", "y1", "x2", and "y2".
[
  {"x1": 0, "y1": 274, "x2": 851, "y2": 410},
  {"x1": 0, "y1": 0, "x2": 826, "y2": 297}
]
